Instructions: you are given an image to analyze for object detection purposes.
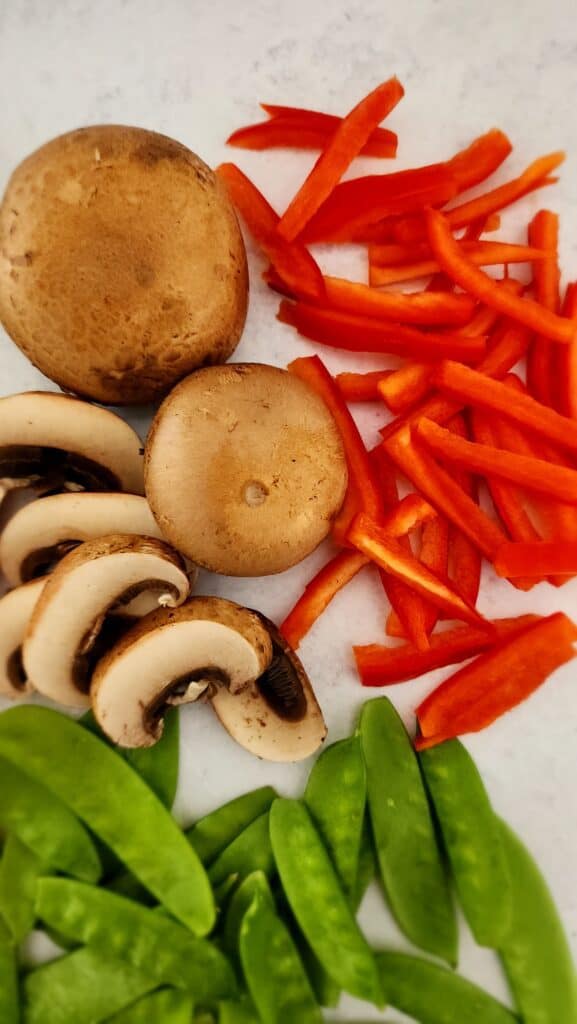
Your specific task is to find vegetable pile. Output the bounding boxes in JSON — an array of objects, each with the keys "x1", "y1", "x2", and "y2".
[
  {"x1": 0, "y1": 700, "x2": 574, "y2": 1022},
  {"x1": 220, "y1": 78, "x2": 577, "y2": 747}
]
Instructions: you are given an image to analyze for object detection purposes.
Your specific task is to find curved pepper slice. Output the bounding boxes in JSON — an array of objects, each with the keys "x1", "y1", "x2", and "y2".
[
  {"x1": 336, "y1": 370, "x2": 392, "y2": 402},
  {"x1": 369, "y1": 241, "x2": 548, "y2": 288},
  {"x1": 229, "y1": 107, "x2": 398, "y2": 157}
]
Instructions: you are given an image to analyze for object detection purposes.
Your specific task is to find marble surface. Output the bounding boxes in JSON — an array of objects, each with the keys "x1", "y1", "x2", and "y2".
[{"x1": 1, "y1": 0, "x2": 576, "y2": 1018}]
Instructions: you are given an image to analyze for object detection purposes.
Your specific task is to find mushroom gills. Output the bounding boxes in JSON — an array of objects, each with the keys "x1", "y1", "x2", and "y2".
[
  {"x1": 73, "y1": 614, "x2": 139, "y2": 694},
  {"x1": 0, "y1": 445, "x2": 120, "y2": 494},
  {"x1": 0, "y1": 578, "x2": 46, "y2": 698},
  {"x1": 20, "y1": 541, "x2": 80, "y2": 582},
  {"x1": 257, "y1": 648, "x2": 308, "y2": 723},
  {"x1": 6, "y1": 648, "x2": 27, "y2": 693}
]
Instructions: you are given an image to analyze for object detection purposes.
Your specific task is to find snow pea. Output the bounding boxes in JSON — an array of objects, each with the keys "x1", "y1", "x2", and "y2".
[
  {"x1": 498, "y1": 820, "x2": 577, "y2": 1023},
  {"x1": 107, "y1": 987, "x2": 193, "y2": 1022},
  {"x1": 270, "y1": 798, "x2": 384, "y2": 1008},
  {"x1": 187, "y1": 787, "x2": 277, "y2": 864},
  {"x1": 0, "y1": 917, "x2": 19, "y2": 1024},
  {"x1": 35, "y1": 878, "x2": 236, "y2": 1003},
  {"x1": 240, "y1": 887, "x2": 322, "y2": 1024},
  {"x1": 224, "y1": 870, "x2": 274, "y2": 960},
  {"x1": 0, "y1": 833, "x2": 44, "y2": 942},
  {"x1": 376, "y1": 951, "x2": 517, "y2": 1023},
  {"x1": 218, "y1": 998, "x2": 260, "y2": 1024},
  {"x1": 359, "y1": 698, "x2": 457, "y2": 965},
  {"x1": 0, "y1": 755, "x2": 101, "y2": 883},
  {"x1": 209, "y1": 812, "x2": 275, "y2": 887},
  {"x1": 0, "y1": 706, "x2": 214, "y2": 935},
  {"x1": 419, "y1": 738, "x2": 511, "y2": 947}
]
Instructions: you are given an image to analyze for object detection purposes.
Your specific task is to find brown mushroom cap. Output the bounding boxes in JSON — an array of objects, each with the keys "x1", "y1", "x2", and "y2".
[
  {"x1": 0, "y1": 126, "x2": 248, "y2": 404},
  {"x1": 144, "y1": 363, "x2": 348, "y2": 576}
]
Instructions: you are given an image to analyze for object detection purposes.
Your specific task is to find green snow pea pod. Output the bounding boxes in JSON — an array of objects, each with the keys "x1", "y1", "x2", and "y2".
[
  {"x1": 218, "y1": 998, "x2": 260, "y2": 1024},
  {"x1": 240, "y1": 889, "x2": 322, "y2": 1024},
  {"x1": 376, "y1": 952, "x2": 517, "y2": 1023},
  {"x1": 498, "y1": 820, "x2": 577, "y2": 1023},
  {"x1": 270, "y1": 798, "x2": 384, "y2": 1008},
  {"x1": 359, "y1": 698, "x2": 457, "y2": 965},
  {"x1": 0, "y1": 755, "x2": 100, "y2": 883},
  {"x1": 419, "y1": 739, "x2": 511, "y2": 947},
  {"x1": 0, "y1": 917, "x2": 19, "y2": 1024},
  {"x1": 108, "y1": 987, "x2": 193, "y2": 1022},
  {"x1": 353, "y1": 815, "x2": 377, "y2": 907},
  {"x1": 224, "y1": 870, "x2": 274, "y2": 960},
  {"x1": 0, "y1": 833, "x2": 44, "y2": 942},
  {"x1": 0, "y1": 706, "x2": 214, "y2": 935},
  {"x1": 187, "y1": 787, "x2": 277, "y2": 864},
  {"x1": 209, "y1": 812, "x2": 275, "y2": 887},
  {"x1": 106, "y1": 871, "x2": 155, "y2": 906},
  {"x1": 35, "y1": 878, "x2": 236, "y2": 1003}
]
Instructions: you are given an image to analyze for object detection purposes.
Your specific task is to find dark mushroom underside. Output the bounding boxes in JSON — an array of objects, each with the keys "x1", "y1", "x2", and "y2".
[{"x1": 0, "y1": 445, "x2": 121, "y2": 492}]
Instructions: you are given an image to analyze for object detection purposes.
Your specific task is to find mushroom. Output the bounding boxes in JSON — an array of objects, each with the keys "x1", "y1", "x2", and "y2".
[
  {"x1": 145, "y1": 363, "x2": 348, "y2": 576},
  {"x1": 0, "y1": 126, "x2": 248, "y2": 405},
  {"x1": 0, "y1": 391, "x2": 144, "y2": 505},
  {"x1": 0, "y1": 492, "x2": 163, "y2": 586},
  {"x1": 0, "y1": 578, "x2": 46, "y2": 698},
  {"x1": 23, "y1": 535, "x2": 191, "y2": 709}
]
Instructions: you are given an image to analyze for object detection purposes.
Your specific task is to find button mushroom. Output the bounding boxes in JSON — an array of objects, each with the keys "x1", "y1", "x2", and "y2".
[
  {"x1": 0, "y1": 578, "x2": 45, "y2": 698},
  {"x1": 145, "y1": 363, "x2": 348, "y2": 576},
  {"x1": 23, "y1": 535, "x2": 191, "y2": 709},
  {"x1": 0, "y1": 391, "x2": 144, "y2": 506}
]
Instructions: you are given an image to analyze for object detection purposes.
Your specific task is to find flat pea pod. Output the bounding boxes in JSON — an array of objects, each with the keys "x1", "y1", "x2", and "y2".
[
  {"x1": 304, "y1": 736, "x2": 366, "y2": 898},
  {"x1": 0, "y1": 833, "x2": 44, "y2": 942},
  {"x1": 270, "y1": 798, "x2": 384, "y2": 1008},
  {"x1": 107, "y1": 987, "x2": 193, "y2": 1022},
  {"x1": 224, "y1": 870, "x2": 274, "y2": 960},
  {"x1": 187, "y1": 787, "x2": 277, "y2": 864},
  {"x1": 359, "y1": 697, "x2": 457, "y2": 965},
  {"x1": 0, "y1": 706, "x2": 214, "y2": 935},
  {"x1": 23, "y1": 948, "x2": 155, "y2": 1024},
  {"x1": 240, "y1": 889, "x2": 322, "y2": 1024},
  {"x1": 0, "y1": 755, "x2": 101, "y2": 883},
  {"x1": 0, "y1": 917, "x2": 19, "y2": 1024},
  {"x1": 376, "y1": 951, "x2": 517, "y2": 1023},
  {"x1": 419, "y1": 739, "x2": 511, "y2": 947},
  {"x1": 209, "y1": 812, "x2": 274, "y2": 887},
  {"x1": 218, "y1": 999, "x2": 260, "y2": 1024},
  {"x1": 498, "y1": 820, "x2": 577, "y2": 1023},
  {"x1": 35, "y1": 878, "x2": 236, "y2": 1003}
]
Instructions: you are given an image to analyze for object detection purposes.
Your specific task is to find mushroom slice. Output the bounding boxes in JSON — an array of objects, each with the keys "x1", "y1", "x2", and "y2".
[
  {"x1": 91, "y1": 597, "x2": 274, "y2": 748},
  {"x1": 0, "y1": 391, "x2": 144, "y2": 503},
  {"x1": 211, "y1": 615, "x2": 327, "y2": 762},
  {"x1": 23, "y1": 535, "x2": 190, "y2": 709},
  {"x1": 0, "y1": 578, "x2": 46, "y2": 698},
  {"x1": 0, "y1": 492, "x2": 163, "y2": 586}
]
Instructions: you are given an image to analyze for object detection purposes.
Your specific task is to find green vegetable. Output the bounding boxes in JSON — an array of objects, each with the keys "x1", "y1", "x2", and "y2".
[
  {"x1": 359, "y1": 697, "x2": 457, "y2": 964},
  {"x1": 376, "y1": 951, "x2": 517, "y2": 1023},
  {"x1": 224, "y1": 871, "x2": 274, "y2": 960},
  {"x1": 209, "y1": 812, "x2": 274, "y2": 887},
  {"x1": 499, "y1": 820, "x2": 577, "y2": 1023},
  {"x1": 270, "y1": 798, "x2": 384, "y2": 1008},
  {"x1": 0, "y1": 833, "x2": 43, "y2": 942},
  {"x1": 105, "y1": 871, "x2": 155, "y2": 906},
  {"x1": 218, "y1": 997, "x2": 260, "y2": 1023},
  {"x1": 0, "y1": 707, "x2": 214, "y2": 935},
  {"x1": 419, "y1": 739, "x2": 511, "y2": 947},
  {"x1": 187, "y1": 787, "x2": 277, "y2": 864},
  {"x1": 35, "y1": 878, "x2": 236, "y2": 1003},
  {"x1": 0, "y1": 917, "x2": 19, "y2": 1024},
  {"x1": 108, "y1": 988, "x2": 193, "y2": 1022},
  {"x1": 0, "y1": 755, "x2": 101, "y2": 883},
  {"x1": 240, "y1": 888, "x2": 322, "y2": 1024}
]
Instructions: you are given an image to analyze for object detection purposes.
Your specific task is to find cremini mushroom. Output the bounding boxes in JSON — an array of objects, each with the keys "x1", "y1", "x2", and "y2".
[
  {"x1": 145, "y1": 363, "x2": 348, "y2": 576},
  {"x1": 0, "y1": 492, "x2": 162, "y2": 586},
  {"x1": 0, "y1": 391, "x2": 144, "y2": 505},
  {"x1": 0, "y1": 578, "x2": 45, "y2": 698},
  {"x1": 91, "y1": 596, "x2": 274, "y2": 748},
  {"x1": 23, "y1": 535, "x2": 191, "y2": 709}
]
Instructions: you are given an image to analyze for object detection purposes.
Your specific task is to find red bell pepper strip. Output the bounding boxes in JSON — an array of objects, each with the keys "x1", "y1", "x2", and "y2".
[
  {"x1": 354, "y1": 615, "x2": 539, "y2": 687},
  {"x1": 280, "y1": 549, "x2": 370, "y2": 649},
  {"x1": 383, "y1": 494, "x2": 437, "y2": 536},
  {"x1": 323, "y1": 276, "x2": 476, "y2": 327},
  {"x1": 277, "y1": 77, "x2": 405, "y2": 241},
  {"x1": 336, "y1": 370, "x2": 392, "y2": 403},
  {"x1": 348, "y1": 513, "x2": 489, "y2": 628},
  {"x1": 369, "y1": 241, "x2": 548, "y2": 288},
  {"x1": 418, "y1": 513, "x2": 450, "y2": 636},
  {"x1": 526, "y1": 211, "x2": 561, "y2": 407},
  {"x1": 494, "y1": 541, "x2": 577, "y2": 579},
  {"x1": 415, "y1": 613, "x2": 577, "y2": 748},
  {"x1": 446, "y1": 128, "x2": 513, "y2": 191},
  {"x1": 229, "y1": 107, "x2": 398, "y2": 157},
  {"x1": 216, "y1": 163, "x2": 324, "y2": 300},
  {"x1": 445, "y1": 416, "x2": 482, "y2": 606},
  {"x1": 557, "y1": 282, "x2": 577, "y2": 419},
  {"x1": 426, "y1": 208, "x2": 575, "y2": 343}
]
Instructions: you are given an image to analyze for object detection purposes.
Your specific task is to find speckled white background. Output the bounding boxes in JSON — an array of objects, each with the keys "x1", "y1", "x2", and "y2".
[{"x1": 1, "y1": 0, "x2": 576, "y2": 1018}]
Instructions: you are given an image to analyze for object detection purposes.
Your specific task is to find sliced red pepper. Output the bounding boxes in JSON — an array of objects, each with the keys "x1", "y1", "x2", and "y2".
[
  {"x1": 415, "y1": 613, "x2": 577, "y2": 747},
  {"x1": 426, "y1": 208, "x2": 574, "y2": 343},
  {"x1": 323, "y1": 276, "x2": 476, "y2": 327},
  {"x1": 332, "y1": 480, "x2": 363, "y2": 549},
  {"x1": 280, "y1": 549, "x2": 369, "y2": 650},
  {"x1": 445, "y1": 415, "x2": 482, "y2": 606},
  {"x1": 418, "y1": 513, "x2": 450, "y2": 636},
  {"x1": 382, "y1": 494, "x2": 437, "y2": 536},
  {"x1": 355, "y1": 614, "x2": 539, "y2": 687},
  {"x1": 494, "y1": 541, "x2": 577, "y2": 579},
  {"x1": 369, "y1": 241, "x2": 548, "y2": 288},
  {"x1": 229, "y1": 108, "x2": 398, "y2": 157},
  {"x1": 526, "y1": 211, "x2": 561, "y2": 407},
  {"x1": 216, "y1": 163, "x2": 324, "y2": 300},
  {"x1": 446, "y1": 128, "x2": 513, "y2": 191},
  {"x1": 336, "y1": 370, "x2": 392, "y2": 402},
  {"x1": 278, "y1": 77, "x2": 405, "y2": 241},
  {"x1": 557, "y1": 282, "x2": 577, "y2": 419}
]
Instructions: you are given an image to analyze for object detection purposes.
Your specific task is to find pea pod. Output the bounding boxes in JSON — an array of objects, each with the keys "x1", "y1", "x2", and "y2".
[
  {"x1": 209, "y1": 812, "x2": 274, "y2": 887},
  {"x1": 218, "y1": 999, "x2": 260, "y2": 1024},
  {"x1": 187, "y1": 787, "x2": 277, "y2": 864},
  {"x1": 35, "y1": 878, "x2": 236, "y2": 1003},
  {"x1": 108, "y1": 988, "x2": 193, "y2": 1022},
  {"x1": 419, "y1": 739, "x2": 511, "y2": 947},
  {"x1": 376, "y1": 951, "x2": 517, "y2": 1023},
  {"x1": 359, "y1": 698, "x2": 457, "y2": 965},
  {"x1": 270, "y1": 798, "x2": 384, "y2": 1008},
  {"x1": 0, "y1": 918, "x2": 19, "y2": 1024},
  {"x1": 498, "y1": 820, "x2": 577, "y2": 1023},
  {"x1": 0, "y1": 755, "x2": 100, "y2": 883},
  {"x1": 0, "y1": 706, "x2": 214, "y2": 935},
  {"x1": 240, "y1": 888, "x2": 322, "y2": 1024},
  {"x1": 224, "y1": 870, "x2": 274, "y2": 959},
  {"x1": 0, "y1": 832, "x2": 44, "y2": 942}
]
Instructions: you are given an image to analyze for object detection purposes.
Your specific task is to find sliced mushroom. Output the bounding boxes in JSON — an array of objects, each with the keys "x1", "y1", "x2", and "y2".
[
  {"x1": 0, "y1": 578, "x2": 46, "y2": 698},
  {"x1": 0, "y1": 391, "x2": 144, "y2": 504},
  {"x1": 23, "y1": 535, "x2": 191, "y2": 709},
  {"x1": 0, "y1": 492, "x2": 163, "y2": 586}
]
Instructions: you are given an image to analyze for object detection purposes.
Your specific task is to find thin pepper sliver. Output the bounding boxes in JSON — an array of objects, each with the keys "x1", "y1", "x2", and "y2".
[
  {"x1": 280, "y1": 550, "x2": 369, "y2": 650},
  {"x1": 336, "y1": 370, "x2": 392, "y2": 402},
  {"x1": 445, "y1": 128, "x2": 513, "y2": 191},
  {"x1": 444, "y1": 414, "x2": 482, "y2": 607},
  {"x1": 494, "y1": 541, "x2": 577, "y2": 579},
  {"x1": 228, "y1": 109, "x2": 398, "y2": 157},
  {"x1": 556, "y1": 281, "x2": 577, "y2": 419},
  {"x1": 526, "y1": 210, "x2": 561, "y2": 407},
  {"x1": 323, "y1": 276, "x2": 476, "y2": 328},
  {"x1": 369, "y1": 241, "x2": 548, "y2": 288}
]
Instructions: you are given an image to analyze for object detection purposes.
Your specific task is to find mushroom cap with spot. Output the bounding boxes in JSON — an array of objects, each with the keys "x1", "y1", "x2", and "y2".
[
  {"x1": 0, "y1": 126, "x2": 248, "y2": 404},
  {"x1": 0, "y1": 578, "x2": 46, "y2": 698},
  {"x1": 144, "y1": 363, "x2": 348, "y2": 576},
  {"x1": 23, "y1": 534, "x2": 191, "y2": 709}
]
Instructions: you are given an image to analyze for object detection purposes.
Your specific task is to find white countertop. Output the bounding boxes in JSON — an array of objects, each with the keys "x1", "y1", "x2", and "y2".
[{"x1": 1, "y1": 1, "x2": 576, "y2": 1018}]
